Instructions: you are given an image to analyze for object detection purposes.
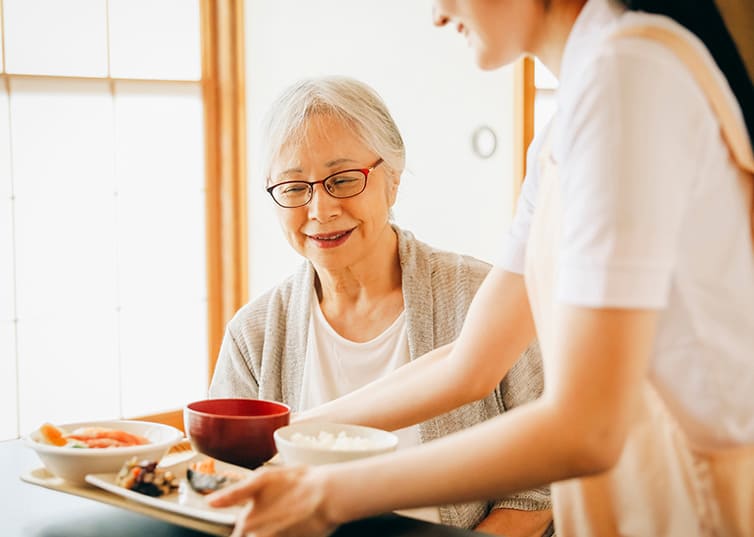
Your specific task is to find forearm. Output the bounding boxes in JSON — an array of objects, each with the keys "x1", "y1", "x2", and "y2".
[
  {"x1": 296, "y1": 342, "x2": 469, "y2": 430},
  {"x1": 324, "y1": 399, "x2": 586, "y2": 523}
]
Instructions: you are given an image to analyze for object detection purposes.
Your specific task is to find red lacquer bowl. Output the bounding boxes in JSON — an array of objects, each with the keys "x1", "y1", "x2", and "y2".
[{"x1": 184, "y1": 398, "x2": 290, "y2": 469}]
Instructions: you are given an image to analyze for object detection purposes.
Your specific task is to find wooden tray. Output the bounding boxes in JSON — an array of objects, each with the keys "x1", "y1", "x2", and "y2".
[{"x1": 21, "y1": 463, "x2": 234, "y2": 536}]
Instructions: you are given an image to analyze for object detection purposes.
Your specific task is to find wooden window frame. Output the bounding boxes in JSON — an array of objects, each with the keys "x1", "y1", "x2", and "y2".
[
  {"x1": 513, "y1": 56, "x2": 535, "y2": 207},
  {"x1": 139, "y1": 0, "x2": 248, "y2": 432}
]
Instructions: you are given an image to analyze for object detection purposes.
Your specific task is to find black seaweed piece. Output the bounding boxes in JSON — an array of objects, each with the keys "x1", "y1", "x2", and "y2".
[
  {"x1": 131, "y1": 481, "x2": 163, "y2": 497},
  {"x1": 187, "y1": 468, "x2": 227, "y2": 494}
]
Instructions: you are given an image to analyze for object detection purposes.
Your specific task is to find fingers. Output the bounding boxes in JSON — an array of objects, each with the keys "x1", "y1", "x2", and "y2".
[
  {"x1": 230, "y1": 501, "x2": 298, "y2": 537},
  {"x1": 207, "y1": 472, "x2": 266, "y2": 507},
  {"x1": 229, "y1": 502, "x2": 253, "y2": 537},
  {"x1": 210, "y1": 465, "x2": 332, "y2": 537}
]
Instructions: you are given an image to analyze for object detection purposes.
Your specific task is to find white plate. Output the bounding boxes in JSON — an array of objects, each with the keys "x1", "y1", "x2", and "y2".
[{"x1": 85, "y1": 456, "x2": 251, "y2": 525}]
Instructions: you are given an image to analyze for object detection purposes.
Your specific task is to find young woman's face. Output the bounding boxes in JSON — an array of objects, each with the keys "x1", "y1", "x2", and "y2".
[
  {"x1": 432, "y1": 0, "x2": 546, "y2": 70},
  {"x1": 268, "y1": 114, "x2": 398, "y2": 273}
]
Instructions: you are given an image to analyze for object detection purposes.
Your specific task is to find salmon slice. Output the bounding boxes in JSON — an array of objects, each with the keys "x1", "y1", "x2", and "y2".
[
  {"x1": 79, "y1": 438, "x2": 136, "y2": 448},
  {"x1": 66, "y1": 427, "x2": 150, "y2": 447}
]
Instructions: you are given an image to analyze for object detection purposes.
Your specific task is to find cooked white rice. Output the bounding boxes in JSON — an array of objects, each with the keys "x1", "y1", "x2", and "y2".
[{"x1": 289, "y1": 431, "x2": 375, "y2": 451}]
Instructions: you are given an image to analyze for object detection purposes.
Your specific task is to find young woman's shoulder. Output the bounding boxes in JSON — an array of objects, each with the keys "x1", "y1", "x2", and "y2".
[
  {"x1": 560, "y1": 11, "x2": 734, "y2": 134},
  {"x1": 554, "y1": 15, "x2": 727, "y2": 186}
]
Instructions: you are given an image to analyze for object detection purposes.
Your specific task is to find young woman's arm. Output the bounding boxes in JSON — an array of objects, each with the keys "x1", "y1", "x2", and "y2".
[
  {"x1": 210, "y1": 287, "x2": 658, "y2": 537},
  {"x1": 296, "y1": 267, "x2": 537, "y2": 431}
]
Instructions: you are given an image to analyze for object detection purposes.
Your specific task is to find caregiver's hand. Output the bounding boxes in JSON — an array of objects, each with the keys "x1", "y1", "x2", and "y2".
[{"x1": 207, "y1": 465, "x2": 338, "y2": 537}]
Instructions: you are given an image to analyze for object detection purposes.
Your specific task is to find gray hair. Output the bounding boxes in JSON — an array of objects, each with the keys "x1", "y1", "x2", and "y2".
[{"x1": 260, "y1": 76, "x2": 406, "y2": 183}]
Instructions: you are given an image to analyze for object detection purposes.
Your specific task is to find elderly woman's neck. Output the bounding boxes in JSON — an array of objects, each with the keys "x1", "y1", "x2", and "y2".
[{"x1": 314, "y1": 225, "x2": 402, "y2": 307}]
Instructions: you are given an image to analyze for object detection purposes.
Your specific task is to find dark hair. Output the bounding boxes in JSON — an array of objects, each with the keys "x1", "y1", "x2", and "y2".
[{"x1": 618, "y1": 0, "x2": 753, "y2": 145}]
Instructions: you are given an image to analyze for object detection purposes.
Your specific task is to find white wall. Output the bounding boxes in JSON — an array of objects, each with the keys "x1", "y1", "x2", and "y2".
[{"x1": 245, "y1": 0, "x2": 516, "y2": 299}]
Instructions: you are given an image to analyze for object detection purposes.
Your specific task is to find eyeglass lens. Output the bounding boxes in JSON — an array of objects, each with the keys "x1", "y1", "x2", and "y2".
[{"x1": 271, "y1": 169, "x2": 367, "y2": 207}]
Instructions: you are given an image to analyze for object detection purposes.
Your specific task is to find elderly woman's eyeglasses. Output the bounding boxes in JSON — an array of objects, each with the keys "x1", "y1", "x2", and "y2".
[{"x1": 266, "y1": 159, "x2": 384, "y2": 208}]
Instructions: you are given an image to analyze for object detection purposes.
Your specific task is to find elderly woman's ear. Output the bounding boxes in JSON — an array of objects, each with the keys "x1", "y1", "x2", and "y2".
[{"x1": 387, "y1": 171, "x2": 401, "y2": 206}]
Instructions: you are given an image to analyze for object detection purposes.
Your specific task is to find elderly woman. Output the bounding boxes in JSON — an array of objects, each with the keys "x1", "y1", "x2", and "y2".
[{"x1": 209, "y1": 76, "x2": 551, "y2": 536}]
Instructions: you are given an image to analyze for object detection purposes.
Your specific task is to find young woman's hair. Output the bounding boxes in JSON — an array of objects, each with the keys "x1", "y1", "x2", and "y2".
[
  {"x1": 260, "y1": 76, "x2": 406, "y2": 183},
  {"x1": 617, "y1": 0, "x2": 754, "y2": 146}
]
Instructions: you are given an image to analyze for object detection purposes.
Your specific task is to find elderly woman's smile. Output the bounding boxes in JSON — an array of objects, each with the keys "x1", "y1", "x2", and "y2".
[{"x1": 305, "y1": 228, "x2": 356, "y2": 249}]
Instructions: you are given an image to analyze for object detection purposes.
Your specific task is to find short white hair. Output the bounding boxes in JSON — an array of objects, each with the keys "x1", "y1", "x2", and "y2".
[{"x1": 260, "y1": 76, "x2": 406, "y2": 183}]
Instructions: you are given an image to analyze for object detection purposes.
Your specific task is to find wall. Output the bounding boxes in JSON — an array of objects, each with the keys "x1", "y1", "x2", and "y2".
[{"x1": 244, "y1": 0, "x2": 516, "y2": 299}]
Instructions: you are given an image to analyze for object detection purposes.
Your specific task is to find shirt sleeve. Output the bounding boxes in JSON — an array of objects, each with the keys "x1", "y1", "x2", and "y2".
[
  {"x1": 496, "y1": 122, "x2": 552, "y2": 274},
  {"x1": 554, "y1": 43, "x2": 703, "y2": 308}
]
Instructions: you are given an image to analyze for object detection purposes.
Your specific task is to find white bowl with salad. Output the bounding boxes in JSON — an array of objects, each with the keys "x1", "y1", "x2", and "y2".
[{"x1": 25, "y1": 419, "x2": 183, "y2": 484}]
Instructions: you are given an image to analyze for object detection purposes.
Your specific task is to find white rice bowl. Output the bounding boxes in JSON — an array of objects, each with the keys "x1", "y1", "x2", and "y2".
[{"x1": 274, "y1": 422, "x2": 398, "y2": 466}]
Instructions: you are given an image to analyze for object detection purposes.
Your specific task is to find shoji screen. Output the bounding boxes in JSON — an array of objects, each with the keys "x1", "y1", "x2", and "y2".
[{"x1": 0, "y1": 0, "x2": 208, "y2": 440}]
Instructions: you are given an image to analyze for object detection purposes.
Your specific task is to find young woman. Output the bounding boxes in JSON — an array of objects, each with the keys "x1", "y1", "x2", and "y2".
[{"x1": 209, "y1": 1, "x2": 754, "y2": 536}]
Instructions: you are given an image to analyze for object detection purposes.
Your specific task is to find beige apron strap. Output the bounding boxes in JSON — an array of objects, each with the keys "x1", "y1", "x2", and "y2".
[
  {"x1": 614, "y1": 25, "x2": 753, "y2": 171},
  {"x1": 614, "y1": 25, "x2": 754, "y2": 243}
]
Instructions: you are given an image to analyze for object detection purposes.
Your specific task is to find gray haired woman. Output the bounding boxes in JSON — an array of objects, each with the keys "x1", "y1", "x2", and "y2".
[{"x1": 209, "y1": 75, "x2": 551, "y2": 536}]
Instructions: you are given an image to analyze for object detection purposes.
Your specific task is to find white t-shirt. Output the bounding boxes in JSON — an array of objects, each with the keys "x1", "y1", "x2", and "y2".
[
  {"x1": 299, "y1": 299, "x2": 442, "y2": 523},
  {"x1": 498, "y1": 0, "x2": 754, "y2": 447}
]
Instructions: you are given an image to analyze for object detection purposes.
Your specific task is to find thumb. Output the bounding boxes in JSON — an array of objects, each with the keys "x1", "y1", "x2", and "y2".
[{"x1": 207, "y1": 472, "x2": 266, "y2": 507}]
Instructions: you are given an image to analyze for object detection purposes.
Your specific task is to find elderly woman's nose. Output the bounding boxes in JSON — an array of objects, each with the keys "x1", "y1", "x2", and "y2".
[{"x1": 307, "y1": 183, "x2": 340, "y2": 220}]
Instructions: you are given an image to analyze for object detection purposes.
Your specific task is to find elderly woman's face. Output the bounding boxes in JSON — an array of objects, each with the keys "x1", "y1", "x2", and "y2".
[{"x1": 269, "y1": 114, "x2": 398, "y2": 271}]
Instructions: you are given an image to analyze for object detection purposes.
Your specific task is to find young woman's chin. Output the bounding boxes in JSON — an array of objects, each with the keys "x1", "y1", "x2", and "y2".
[
  {"x1": 476, "y1": 50, "x2": 522, "y2": 71},
  {"x1": 473, "y1": 46, "x2": 518, "y2": 71},
  {"x1": 476, "y1": 59, "x2": 504, "y2": 71}
]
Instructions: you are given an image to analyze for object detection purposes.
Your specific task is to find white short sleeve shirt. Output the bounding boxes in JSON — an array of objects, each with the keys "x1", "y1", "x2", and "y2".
[{"x1": 498, "y1": 0, "x2": 754, "y2": 447}]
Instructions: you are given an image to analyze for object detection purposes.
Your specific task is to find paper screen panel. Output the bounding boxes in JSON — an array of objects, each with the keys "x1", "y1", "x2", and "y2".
[
  {"x1": 108, "y1": 0, "x2": 201, "y2": 80},
  {"x1": 16, "y1": 314, "x2": 119, "y2": 432},
  {"x1": 0, "y1": 197, "x2": 12, "y2": 322},
  {"x1": 0, "y1": 85, "x2": 12, "y2": 322},
  {"x1": 10, "y1": 78, "x2": 117, "y2": 318},
  {"x1": 113, "y1": 81, "x2": 207, "y2": 416},
  {"x1": 10, "y1": 78, "x2": 120, "y2": 430},
  {"x1": 0, "y1": 321, "x2": 18, "y2": 440},
  {"x1": 3, "y1": 0, "x2": 107, "y2": 77}
]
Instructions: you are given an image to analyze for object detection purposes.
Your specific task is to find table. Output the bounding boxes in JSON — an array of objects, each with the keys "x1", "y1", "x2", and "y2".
[{"x1": 2, "y1": 440, "x2": 486, "y2": 537}]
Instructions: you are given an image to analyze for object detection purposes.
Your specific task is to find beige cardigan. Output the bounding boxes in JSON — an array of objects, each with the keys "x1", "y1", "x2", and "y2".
[{"x1": 209, "y1": 226, "x2": 550, "y2": 528}]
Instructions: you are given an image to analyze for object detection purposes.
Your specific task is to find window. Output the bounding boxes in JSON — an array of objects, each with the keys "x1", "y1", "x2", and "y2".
[{"x1": 0, "y1": 0, "x2": 246, "y2": 440}]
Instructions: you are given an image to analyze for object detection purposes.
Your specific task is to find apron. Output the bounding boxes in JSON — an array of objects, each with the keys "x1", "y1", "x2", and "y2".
[{"x1": 524, "y1": 25, "x2": 754, "y2": 537}]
